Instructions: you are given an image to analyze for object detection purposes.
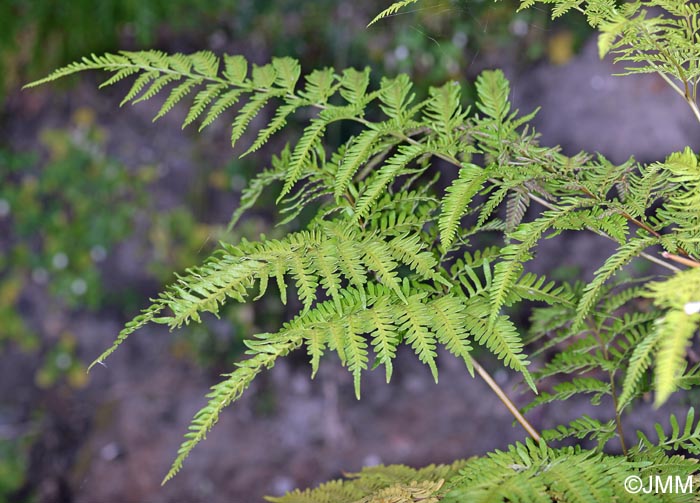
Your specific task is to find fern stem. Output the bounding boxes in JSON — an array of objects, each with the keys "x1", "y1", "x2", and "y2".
[
  {"x1": 576, "y1": 185, "x2": 697, "y2": 262},
  {"x1": 630, "y1": 24, "x2": 700, "y2": 125},
  {"x1": 610, "y1": 380, "x2": 628, "y2": 456},
  {"x1": 472, "y1": 359, "x2": 542, "y2": 442},
  {"x1": 589, "y1": 320, "x2": 629, "y2": 456},
  {"x1": 527, "y1": 192, "x2": 681, "y2": 273},
  {"x1": 653, "y1": 69, "x2": 700, "y2": 124},
  {"x1": 661, "y1": 251, "x2": 700, "y2": 268},
  {"x1": 640, "y1": 252, "x2": 680, "y2": 272}
]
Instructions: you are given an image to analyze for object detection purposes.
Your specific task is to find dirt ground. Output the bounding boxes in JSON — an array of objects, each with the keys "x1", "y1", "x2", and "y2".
[{"x1": 2, "y1": 29, "x2": 699, "y2": 502}]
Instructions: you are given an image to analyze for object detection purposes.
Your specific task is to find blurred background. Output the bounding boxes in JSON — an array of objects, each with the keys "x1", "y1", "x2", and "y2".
[{"x1": 0, "y1": 1, "x2": 697, "y2": 501}]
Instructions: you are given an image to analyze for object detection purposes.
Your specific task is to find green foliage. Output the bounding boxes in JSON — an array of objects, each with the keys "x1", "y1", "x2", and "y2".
[
  {"x1": 268, "y1": 439, "x2": 700, "y2": 502},
  {"x1": 27, "y1": 0, "x2": 700, "y2": 499},
  {"x1": 0, "y1": 116, "x2": 149, "y2": 337},
  {"x1": 268, "y1": 461, "x2": 467, "y2": 503},
  {"x1": 0, "y1": 425, "x2": 35, "y2": 501},
  {"x1": 0, "y1": 0, "x2": 235, "y2": 96}
]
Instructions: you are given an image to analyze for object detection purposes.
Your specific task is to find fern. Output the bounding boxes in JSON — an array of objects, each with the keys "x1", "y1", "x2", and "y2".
[
  {"x1": 368, "y1": 0, "x2": 422, "y2": 27},
  {"x1": 439, "y1": 163, "x2": 489, "y2": 249},
  {"x1": 636, "y1": 408, "x2": 700, "y2": 456},
  {"x1": 164, "y1": 331, "x2": 302, "y2": 483},
  {"x1": 571, "y1": 234, "x2": 659, "y2": 332},
  {"x1": 27, "y1": 0, "x2": 700, "y2": 496}
]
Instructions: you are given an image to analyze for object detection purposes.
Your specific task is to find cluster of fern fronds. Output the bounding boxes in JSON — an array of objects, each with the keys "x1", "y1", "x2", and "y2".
[{"x1": 27, "y1": 0, "x2": 700, "y2": 500}]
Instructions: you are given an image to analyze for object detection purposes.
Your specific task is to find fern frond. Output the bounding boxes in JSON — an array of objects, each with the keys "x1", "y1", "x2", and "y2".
[
  {"x1": 354, "y1": 143, "x2": 429, "y2": 219},
  {"x1": 463, "y1": 296, "x2": 535, "y2": 391},
  {"x1": 490, "y1": 206, "x2": 584, "y2": 326},
  {"x1": 474, "y1": 69, "x2": 511, "y2": 123},
  {"x1": 163, "y1": 331, "x2": 302, "y2": 483},
  {"x1": 359, "y1": 239, "x2": 407, "y2": 302},
  {"x1": 637, "y1": 408, "x2": 700, "y2": 455},
  {"x1": 653, "y1": 310, "x2": 700, "y2": 406},
  {"x1": 367, "y1": 296, "x2": 400, "y2": 382},
  {"x1": 542, "y1": 416, "x2": 617, "y2": 451},
  {"x1": 399, "y1": 293, "x2": 439, "y2": 381},
  {"x1": 439, "y1": 163, "x2": 489, "y2": 248},
  {"x1": 505, "y1": 188, "x2": 531, "y2": 233},
  {"x1": 506, "y1": 272, "x2": 576, "y2": 308},
  {"x1": 521, "y1": 377, "x2": 611, "y2": 414},
  {"x1": 536, "y1": 349, "x2": 612, "y2": 380},
  {"x1": 88, "y1": 302, "x2": 166, "y2": 370},
  {"x1": 267, "y1": 460, "x2": 466, "y2": 503},
  {"x1": 444, "y1": 439, "x2": 666, "y2": 503},
  {"x1": 618, "y1": 328, "x2": 662, "y2": 410},
  {"x1": 227, "y1": 156, "x2": 287, "y2": 231},
  {"x1": 572, "y1": 235, "x2": 658, "y2": 333},
  {"x1": 423, "y1": 81, "x2": 468, "y2": 139},
  {"x1": 430, "y1": 295, "x2": 474, "y2": 375},
  {"x1": 368, "y1": 0, "x2": 421, "y2": 27},
  {"x1": 378, "y1": 74, "x2": 418, "y2": 125},
  {"x1": 344, "y1": 315, "x2": 370, "y2": 399},
  {"x1": 333, "y1": 127, "x2": 387, "y2": 200}
]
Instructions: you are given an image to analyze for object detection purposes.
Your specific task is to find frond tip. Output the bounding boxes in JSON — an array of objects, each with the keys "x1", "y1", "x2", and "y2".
[
  {"x1": 368, "y1": 0, "x2": 422, "y2": 26},
  {"x1": 163, "y1": 332, "x2": 302, "y2": 483}
]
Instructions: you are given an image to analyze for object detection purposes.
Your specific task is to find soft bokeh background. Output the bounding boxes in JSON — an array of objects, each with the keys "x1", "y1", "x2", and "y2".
[{"x1": 1, "y1": 1, "x2": 698, "y2": 501}]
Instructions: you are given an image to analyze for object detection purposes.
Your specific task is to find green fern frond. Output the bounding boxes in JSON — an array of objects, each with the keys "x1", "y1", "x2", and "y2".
[
  {"x1": 572, "y1": 235, "x2": 658, "y2": 333},
  {"x1": 542, "y1": 416, "x2": 617, "y2": 451},
  {"x1": 88, "y1": 302, "x2": 167, "y2": 370},
  {"x1": 354, "y1": 144, "x2": 430, "y2": 220},
  {"x1": 505, "y1": 188, "x2": 531, "y2": 233},
  {"x1": 399, "y1": 293, "x2": 439, "y2": 381},
  {"x1": 333, "y1": 127, "x2": 387, "y2": 200},
  {"x1": 463, "y1": 296, "x2": 535, "y2": 391},
  {"x1": 474, "y1": 69, "x2": 511, "y2": 123},
  {"x1": 653, "y1": 310, "x2": 700, "y2": 406},
  {"x1": 490, "y1": 207, "x2": 584, "y2": 326},
  {"x1": 506, "y1": 272, "x2": 576, "y2": 308},
  {"x1": 430, "y1": 295, "x2": 474, "y2": 375},
  {"x1": 521, "y1": 377, "x2": 611, "y2": 414},
  {"x1": 227, "y1": 153, "x2": 287, "y2": 231},
  {"x1": 439, "y1": 163, "x2": 489, "y2": 248},
  {"x1": 368, "y1": 0, "x2": 422, "y2": 27},
  {"x1": 367, "y1": 296, "x2": 400, "y2": 382},
  {"x1": 344, "y1": 315, "x2": 370, "y2": 399},
  {"x1": 618, "y1": 328, "x2": 662, "y2": 410},
  {"x1": 423, "y1": 81, "x2": 468, "y2": 140},
  {"x1": 378, "y1": 74, "x2": 418, "y2": 125},
  {"x1": 536, "y1": 349, "x2": 612, "y2": 380},
  {"x1": 359, "y1": 238, "x2": 407, "y2": 302},
  {"x1": 94, "y1": 225, "x2": 447, "y2": 361},
  {"x1": 163, "y1": 331, "x2": 302, "y2": 483},
  {"x1": 637, "y1": 408, "x2": 700, "y2": 455},
  {"x1": 444, "y1": 439, "x2": 670, "y2": 503}
]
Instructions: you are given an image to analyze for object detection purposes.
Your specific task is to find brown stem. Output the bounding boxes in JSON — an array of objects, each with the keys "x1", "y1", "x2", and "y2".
[
  {"x1": 661, "y1": 251, "x2": 700, "y2": 268},
  {"x1": 609, "y1": 375, "x2": 628, "y2": 456},
  {"x1": 472, "y1": 358, "x2": 542, "y2": 443},
  {"x1": 577, "y1": 186, "x2": 698, "y2": 262}
]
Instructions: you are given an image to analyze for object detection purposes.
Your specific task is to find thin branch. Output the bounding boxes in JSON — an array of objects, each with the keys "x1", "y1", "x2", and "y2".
[
  {"x1": 472, "y1": 358, "x2": 542, "y2": 443},
  {"x1": 661, "y1": 251, "x2": 700, "y2": 268}
]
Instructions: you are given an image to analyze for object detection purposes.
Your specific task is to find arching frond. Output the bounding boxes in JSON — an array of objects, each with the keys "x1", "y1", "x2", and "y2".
[{"x1": 368, "y1": 0, "x2": 422, "y2": 27}]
